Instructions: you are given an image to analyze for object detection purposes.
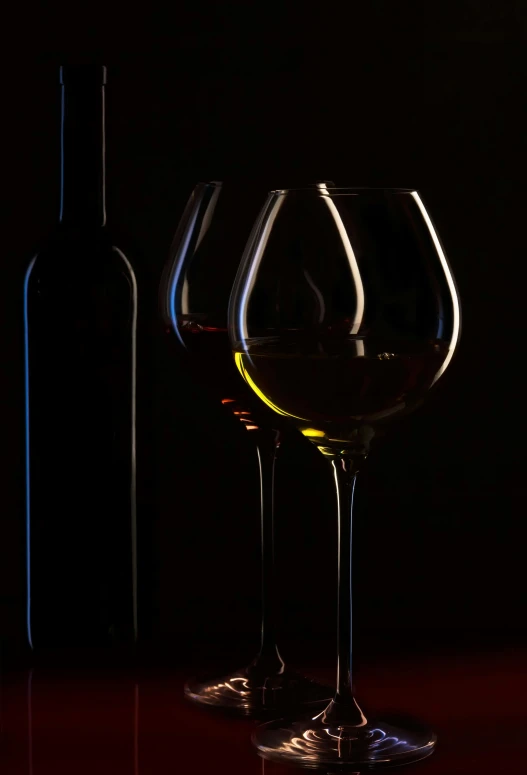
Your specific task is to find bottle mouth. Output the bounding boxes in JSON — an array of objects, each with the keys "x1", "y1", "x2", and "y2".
[{"x1": 60, "y1": 66, "x2": 107, "y2": 85}]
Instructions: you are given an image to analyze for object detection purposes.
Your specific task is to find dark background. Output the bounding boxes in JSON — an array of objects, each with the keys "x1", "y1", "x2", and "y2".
[{"x1": 1, "y1": 13, "x2": 526, "y2": 669}]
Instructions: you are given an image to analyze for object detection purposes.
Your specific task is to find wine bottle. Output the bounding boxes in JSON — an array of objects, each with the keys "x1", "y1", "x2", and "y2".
[{"x1": 23, "y1": 66, "x2": 138, "y2": 654}]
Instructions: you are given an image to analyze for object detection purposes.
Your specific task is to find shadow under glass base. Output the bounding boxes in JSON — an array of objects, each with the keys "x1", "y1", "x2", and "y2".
[
  {"x1": 252, "y1": 711, "x2": 436, "y2": 768},
  {"x1": 184, "y1": 666, "x2": 333, "y2": 718}
]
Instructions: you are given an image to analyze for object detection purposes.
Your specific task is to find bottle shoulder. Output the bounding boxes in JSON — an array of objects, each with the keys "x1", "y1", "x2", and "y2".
[{"x1": 27, "y1": 226, "x2": 136, "y2": 281}]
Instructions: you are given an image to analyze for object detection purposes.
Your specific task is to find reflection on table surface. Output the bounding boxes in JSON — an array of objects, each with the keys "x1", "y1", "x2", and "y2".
[{"x1": 1, "y1": 650, "x2": 526, "y2": 774}]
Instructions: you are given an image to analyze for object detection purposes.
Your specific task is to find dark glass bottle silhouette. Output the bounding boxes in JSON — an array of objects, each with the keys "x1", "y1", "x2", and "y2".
[{"x1": 23, "y1": 66, "x2": 138, "y2": 653}]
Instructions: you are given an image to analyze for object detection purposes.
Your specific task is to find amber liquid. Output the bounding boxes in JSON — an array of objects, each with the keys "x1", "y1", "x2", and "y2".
[
  {"x1": 177, "y1": 316, "x2": 278, "y2": 432},
  {"x1": 234, "y1": 337, "x2": 449, "y2": 454}
]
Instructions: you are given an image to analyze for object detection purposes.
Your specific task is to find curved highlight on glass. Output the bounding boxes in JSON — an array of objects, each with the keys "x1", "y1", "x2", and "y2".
[
  {"x1": 410, "y1": 191, "x2": 461, "y2": 383},
  {"x1": 236, "y1": 194, "x2": 285, "y2": 342},
  {"x1": 319, "y1": 190, "x2": 364, "y2": 335}
]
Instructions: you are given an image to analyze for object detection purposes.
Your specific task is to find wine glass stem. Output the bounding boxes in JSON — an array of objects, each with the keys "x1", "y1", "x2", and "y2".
[
  {"x1": 332, "y1": 457, "x2": 359, "y2": 701},
  {"x1": 252, "y1": 430, "x2": 284, "y2": 676}
]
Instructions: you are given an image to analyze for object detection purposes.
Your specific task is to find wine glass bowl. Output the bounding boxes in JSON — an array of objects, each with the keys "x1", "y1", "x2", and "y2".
[
  {"x1": 231, "y1": 187, "x2": 459, "y2": 460},
  {"x1": 161, "y1": 182, "x2": 285, "y2": 434},
  {"x1": 229, "y1": 186, "x2": 460, "y2": 765}
]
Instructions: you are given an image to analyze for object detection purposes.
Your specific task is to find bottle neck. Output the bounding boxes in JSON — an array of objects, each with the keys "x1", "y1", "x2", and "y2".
[{"x1": 59, "y1": 79, "x2": 106, "y2": 228}]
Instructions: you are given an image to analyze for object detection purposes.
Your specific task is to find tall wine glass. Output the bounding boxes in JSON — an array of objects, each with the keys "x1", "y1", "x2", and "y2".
[
  {"x1": 160, "y1": 182, "x2": 332, "y2": 715},
  {"x1": 229, "y1": 186, "x2": 460, "y2": 765}
]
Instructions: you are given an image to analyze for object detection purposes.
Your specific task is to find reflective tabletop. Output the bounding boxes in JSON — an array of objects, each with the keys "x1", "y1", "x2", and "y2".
[{"x1": 1, "y1": 648, "x2": 525, "y2": 774}]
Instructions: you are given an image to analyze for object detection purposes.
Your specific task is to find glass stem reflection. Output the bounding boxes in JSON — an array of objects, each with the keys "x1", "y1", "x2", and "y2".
[{"x1": 249, "y1": 429, "x2": 285, "y2": 678}]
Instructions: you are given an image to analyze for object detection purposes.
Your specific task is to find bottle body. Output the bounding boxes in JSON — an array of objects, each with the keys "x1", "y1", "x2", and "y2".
[{"x1": 24, "y1": 229, "x2": 138, "y2": 651}]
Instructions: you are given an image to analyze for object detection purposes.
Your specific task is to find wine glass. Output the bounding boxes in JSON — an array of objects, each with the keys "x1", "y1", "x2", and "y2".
[
  {"x1": 229, "y1": 186, "x2": 460, "y2": 765},
  {"x1": 160, "y1": 182, "x2": 332, "y2": 715}
]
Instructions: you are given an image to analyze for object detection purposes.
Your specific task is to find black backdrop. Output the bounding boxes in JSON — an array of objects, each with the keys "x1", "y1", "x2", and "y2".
[{"x1": 1, "y1": 25, "x2": 526, "y2": 668}]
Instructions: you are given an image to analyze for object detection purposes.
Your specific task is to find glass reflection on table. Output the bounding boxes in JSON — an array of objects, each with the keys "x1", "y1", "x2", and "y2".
[
  {"x1": 0, "y1": 667, "x2": 259, "y2": 774},
  {"x1": 1, "y1": 669, "x2": 138, "y2": 774}
]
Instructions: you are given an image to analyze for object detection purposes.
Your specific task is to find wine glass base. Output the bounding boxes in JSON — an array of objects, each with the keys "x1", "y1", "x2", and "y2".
[
  {"x1": 184, "y1": 667, "x2": 333, "y2": 718},
  {"x1": 252, "y1": 712, "x2": 437, "y2": 768}
]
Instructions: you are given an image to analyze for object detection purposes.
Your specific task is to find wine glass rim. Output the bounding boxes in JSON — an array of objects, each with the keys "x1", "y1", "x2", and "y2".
[
  {"x1": 195, "y1": 183, "x2": 417, "y2": 196},
  {"x1": 271, "y1": 186, "x2": 417, "y2": 195}
]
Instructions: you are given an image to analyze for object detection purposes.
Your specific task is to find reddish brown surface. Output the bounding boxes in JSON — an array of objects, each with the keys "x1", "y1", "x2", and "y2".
[{"x1": 1, "y1": 649, "x2": 526, "y2": 774}]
